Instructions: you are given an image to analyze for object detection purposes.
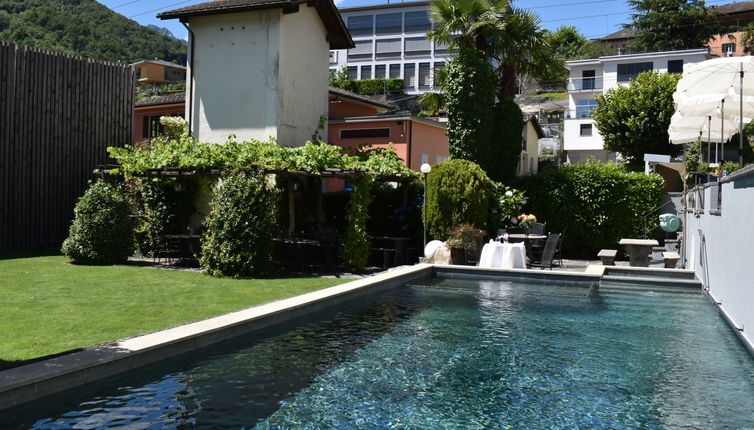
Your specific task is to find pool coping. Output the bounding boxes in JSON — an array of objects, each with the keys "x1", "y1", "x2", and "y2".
[{"x1": 0, "y1": 264, "x2": 707, "y2": 411}]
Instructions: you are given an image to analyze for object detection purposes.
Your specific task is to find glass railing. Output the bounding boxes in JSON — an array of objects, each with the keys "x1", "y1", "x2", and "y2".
[
  {"x1": 564, "y1": 109, "x2": 595, "y2": 119},
  {"x1": 567, "y1": 77, "x2": 603, "y2": 91}
]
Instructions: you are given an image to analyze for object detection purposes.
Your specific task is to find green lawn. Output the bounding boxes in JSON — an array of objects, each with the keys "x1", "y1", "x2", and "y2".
[{"x1": 0, "y1": 253, "x2": 354, "y2": 367}]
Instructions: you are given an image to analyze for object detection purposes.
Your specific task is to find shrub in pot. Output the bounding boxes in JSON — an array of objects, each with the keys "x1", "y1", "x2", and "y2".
[{"x1": 446, "y1": 223, "x2": 485, "y2": 265}]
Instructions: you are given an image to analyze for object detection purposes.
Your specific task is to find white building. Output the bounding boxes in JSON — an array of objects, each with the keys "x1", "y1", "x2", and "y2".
[
  {"x1": 330, "y1": 1, "x2": 453, "y2": 94},
  {"x1": 158, "y1": 0, "x2": 352, "y2": 145},
  {"x1": 564, "y1": 49, "x2": 711, "y2": 163}
]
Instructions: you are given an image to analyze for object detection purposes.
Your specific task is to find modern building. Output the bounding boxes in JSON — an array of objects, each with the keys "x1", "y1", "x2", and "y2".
[
  {"x1": 131, "y1": 59, "x2": 187, "y2": 84},
  {"x1": 330, "y1": 1, "x2": 453, "y2": 94},
  {"x1": 158, "y1": 0, "x2": 353, "y2": 145},
  {"x1": 564, "y1": 49, "x2": 711, "y2": 163}
]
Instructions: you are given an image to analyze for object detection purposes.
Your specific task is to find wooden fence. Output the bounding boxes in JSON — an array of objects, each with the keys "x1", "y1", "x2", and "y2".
[{"x1": 0, "y1": 42, "x2": 134, "y2": 250}]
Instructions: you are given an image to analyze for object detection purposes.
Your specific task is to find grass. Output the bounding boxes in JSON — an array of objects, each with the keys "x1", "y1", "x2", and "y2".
[
  {"x1": 0, "y1": 253, "x2": 355, "y2": 367},
  {"x1": 536, "y1": 91, "x2": 568, "y2": 102}
]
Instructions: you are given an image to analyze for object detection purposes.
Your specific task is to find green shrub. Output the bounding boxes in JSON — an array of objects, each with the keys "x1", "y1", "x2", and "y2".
[
  {"x1": 130, "y1": 178, "x2": 196, "y2": 257},
  {"x1": 342, "y1": 175, "x2": 373, "y2": 271},
  {"x1": 426, "y1": 159, "x2": 493, "y2": 239},
  {"x1": 61, "y1": 180, "x2": 136, "y2": 264},
  {"x1": 199, "y1": 170, "x2": 278, "y2": 277},
  {"x1": 516, "y1": 160, "x2": 664, "y2": 255}
]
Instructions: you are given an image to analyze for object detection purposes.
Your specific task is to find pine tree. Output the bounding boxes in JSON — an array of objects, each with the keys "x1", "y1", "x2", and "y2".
[{"x1": 629, "y1": 0, "x2": 720, "y2": 51}]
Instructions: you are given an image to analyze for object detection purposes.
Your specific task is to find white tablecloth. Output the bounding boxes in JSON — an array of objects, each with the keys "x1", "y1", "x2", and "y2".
[{"x1": 478, "y1": 240, "x2": 526, "y2": 269}]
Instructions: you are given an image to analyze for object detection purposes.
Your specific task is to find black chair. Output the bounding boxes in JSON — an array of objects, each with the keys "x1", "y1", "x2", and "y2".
[
  {"x1": 528, "y1": 222, "x2": 547, "y2": 260},
  {"x1": 529, "y1": 233, "x2": 560, "y2": 270},
  {"x1": 529, "y1": 222, "x2": 546, "y2": 235},
  {"x1": 554, "y1": 227, "x2": 567, "y2": 267}
]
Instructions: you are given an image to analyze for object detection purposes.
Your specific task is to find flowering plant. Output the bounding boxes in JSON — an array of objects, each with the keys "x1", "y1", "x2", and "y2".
[{"x1": 516, "y1": 213, "x2": 537, "y2": 230}]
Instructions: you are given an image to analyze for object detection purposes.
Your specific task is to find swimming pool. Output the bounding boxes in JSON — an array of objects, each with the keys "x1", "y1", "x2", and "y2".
[{"x1": 6, "y1": 277, "x2": 754, "y2": 428}]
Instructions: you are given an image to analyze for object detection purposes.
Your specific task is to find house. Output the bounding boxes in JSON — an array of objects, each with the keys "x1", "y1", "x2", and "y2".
[
  {"x1": 131, "y1": 59, "x2": 187, "y2": 84},
  {"x1": 564, "y1": 49, "x2": 711, "y2": 164},
  {"x1": 134, "y1": 93, "x2": 186, "y2": 142},
  {"x1": 330, "y1": 1, "x2": 453, "y2": 94},
  {"x1": 520, "y1": 116, "x2": 545, "y2": 176},
  {"x1": 157, "y1": 0, "x2": 353, "y2": 146}
]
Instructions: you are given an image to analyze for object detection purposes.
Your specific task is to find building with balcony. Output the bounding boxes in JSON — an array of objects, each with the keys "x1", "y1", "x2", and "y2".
[
  {"x1": 564, "y1": 49, "x2": 711, "y2": 164},
  {"x1": 131, "y1": 59, "x2": 187, "y2": 84},
  {"x1": 330, "y1": 1, "x2": 453, "y2": 94}
]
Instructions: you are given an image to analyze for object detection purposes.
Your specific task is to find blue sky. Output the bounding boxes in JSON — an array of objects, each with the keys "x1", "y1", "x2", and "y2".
[{"x1": 95, "y1": 0, "x2": 734, "y2": 42}]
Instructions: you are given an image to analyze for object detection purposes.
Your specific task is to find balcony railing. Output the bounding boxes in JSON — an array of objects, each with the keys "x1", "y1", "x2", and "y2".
[
  {"x1": 567, "y1": 77, "x2": 603, "y2": 91},
  {"x1": 564, "y1": 108, "x2": 595, "y2": 120}
]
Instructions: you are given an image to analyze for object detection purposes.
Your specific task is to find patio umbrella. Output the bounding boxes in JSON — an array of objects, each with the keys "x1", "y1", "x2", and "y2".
[{"x1": 669, "y1": 56, "x2": 754, "y2": 166}]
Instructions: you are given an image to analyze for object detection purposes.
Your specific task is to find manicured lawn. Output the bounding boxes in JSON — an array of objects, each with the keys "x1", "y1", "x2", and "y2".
[{"x1": 0, "y1": 253, "x2": 354, "y2": 367}]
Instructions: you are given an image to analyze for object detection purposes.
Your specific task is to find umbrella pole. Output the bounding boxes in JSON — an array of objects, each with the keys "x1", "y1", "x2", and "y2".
[
  {"x1": 740, "y1": 68, "x2": 745, "y2": 168},
  {"x1": 720, "y1": 99, "x2": 725, "y2": 164},
  {"x1": 708, "y1": 115, "x2": 711, "y2": 163}
]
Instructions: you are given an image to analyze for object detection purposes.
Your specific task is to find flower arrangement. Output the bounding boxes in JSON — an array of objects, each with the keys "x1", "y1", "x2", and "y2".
[{"x1": 516, "y1": 213, "x2": 537, "y2": 230}]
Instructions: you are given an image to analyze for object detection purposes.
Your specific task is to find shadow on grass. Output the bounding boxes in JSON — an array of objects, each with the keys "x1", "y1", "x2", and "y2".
[{"x1": 0, "y1": 250, "x2": 61, "y2": 261}]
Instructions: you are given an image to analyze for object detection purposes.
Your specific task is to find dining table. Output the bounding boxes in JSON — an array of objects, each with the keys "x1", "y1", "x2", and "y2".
[
  {"x1": 478, "y1": 240, "x2": 527, "y2": 269},
  {"x1": 619, "y1": 238, "x2": 659, "y2": 267}
]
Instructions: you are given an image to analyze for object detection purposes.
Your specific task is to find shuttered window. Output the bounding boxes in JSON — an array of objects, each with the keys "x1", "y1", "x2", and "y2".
[
  {"x1": 404, "y1": 63, "x2": 416, "y2": 88},
  {"x1": 419, "y1": 63, "x2": 431, "y2": 88},
  {"x1": 376, "y1": 38, "x2": 401, "y2": 59},
  {"x1": 361, "y1": 65, "x2": 372, "y2": 80},
  {"x1": 376, "y1": 13, "x2": 401, "y2": 35},
  {"x1": 389, "y1": 64, "x2": 401, "y2": 79},
  {"x1": 404, "y1": 11, "x2": 430, "y2": 32},
  {"x1": 348, "y1": 15, "x2": 373, "y2": 36},
  {"x1": 348, "y1": 40, "x2": 373, "y2": 60},
  {"x1": 405, "y1": 37, "x2": 430, "y2": 57},
  {"x1": 375, "y1": 64, "x2": 386, "y2": 79}
]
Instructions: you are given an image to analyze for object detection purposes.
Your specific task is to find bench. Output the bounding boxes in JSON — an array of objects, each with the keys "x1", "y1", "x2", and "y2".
[
  {"x1": 662, "y1": 251, "x2": 681, "y2": 269},
  {"x1": 597, "y1": 249, "x2": 617, "y2": 266},
  {"x1": 370, "y1": 247, "x2": 395, "y2": 268}
]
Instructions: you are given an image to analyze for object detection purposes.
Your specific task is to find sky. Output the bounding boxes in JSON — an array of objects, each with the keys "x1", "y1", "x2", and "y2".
[{"x1": 95, "y1": 0, "x2": 738, "y2": 42}]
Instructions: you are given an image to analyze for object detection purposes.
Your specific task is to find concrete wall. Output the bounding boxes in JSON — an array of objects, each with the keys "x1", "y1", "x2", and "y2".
[
  {"x1": 189, "y1": 11, "x2": 281, "y2": 143},
  {"x1": 519, "y1": 120, "x2": 540, "y2": 176},
  {"x1": 683, "y1": 166, "x2": 754, "y2": 352},
  {"x1": 278, "y1": 6, "x2": 330, "y2": 146}
]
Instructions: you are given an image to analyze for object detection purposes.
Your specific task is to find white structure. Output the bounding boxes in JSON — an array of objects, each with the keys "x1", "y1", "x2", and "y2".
[
  {"x1": 564, "y1": 49, "x2": 711, "y2": 163},
  {"x1": 159, "y1": 0, "x2": 352, "y2": 145},
  {"x1": 330, "y1": 1, "x2": 453, "y2": 94}
]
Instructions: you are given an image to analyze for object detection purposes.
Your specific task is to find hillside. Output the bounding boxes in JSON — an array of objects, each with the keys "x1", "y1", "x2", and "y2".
[{"x1": 0, "y1": 0, "x2": 186, "y2": 64}]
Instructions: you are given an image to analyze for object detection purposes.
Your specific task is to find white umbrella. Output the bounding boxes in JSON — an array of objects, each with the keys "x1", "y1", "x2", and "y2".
[{"x1": 669, "y1": 56, "x2": 754, "y2": 166}]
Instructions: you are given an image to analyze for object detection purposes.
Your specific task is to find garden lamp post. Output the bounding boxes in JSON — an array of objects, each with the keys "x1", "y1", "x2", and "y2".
[{"x1": 420, "y1": 162, "x2": 432, "y2": 250}]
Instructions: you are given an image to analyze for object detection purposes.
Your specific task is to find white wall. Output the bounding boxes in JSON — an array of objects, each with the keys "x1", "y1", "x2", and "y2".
[
  {"x1": 189, "y1": 11, "x2": 281, "y2": 143},
  {"x1": 563, "y1": 119, "x2": 602, "y2": 151},
  {"x1": 684, "y1": 166, "x2": 754, "y2": 353},
  {"x1": 278, "y1": 6, "x2": 330, "y2": 146}
]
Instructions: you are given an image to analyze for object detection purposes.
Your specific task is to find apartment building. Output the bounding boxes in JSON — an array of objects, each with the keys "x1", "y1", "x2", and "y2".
[
  {"x1": 564, "y1": 49, "x2": 711, "y2": 164},
  {"x1": 330, "y1": 1, "x2": 453, "y2": 94}
]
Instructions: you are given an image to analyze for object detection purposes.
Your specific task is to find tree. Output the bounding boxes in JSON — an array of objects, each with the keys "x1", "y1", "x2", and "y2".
[
  {"x1": 547, "y1": 25, "x2": 589, "y2": 61},
  {"x1": 592, "y1": 71, "x2": 683, "y2": 170},
  {"x1": 628, "y1": 0, "x2": 720, "y2": 51},
  {"x1": 427, "y1": 0, "x2": 506, "y2": 53}
]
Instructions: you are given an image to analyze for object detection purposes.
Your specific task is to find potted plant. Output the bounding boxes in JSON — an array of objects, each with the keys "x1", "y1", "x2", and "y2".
[{"x1": 446, "y1": 223, "x2": 485, "y2": 265}]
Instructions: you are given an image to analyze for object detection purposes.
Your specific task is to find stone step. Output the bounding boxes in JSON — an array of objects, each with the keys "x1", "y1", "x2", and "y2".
[
  {"x1": 603, "y1": 266, "x2": 697, "y2": 280},
  {"x1": 600, "y1": 275, "x2": 702, "y2": 292}
]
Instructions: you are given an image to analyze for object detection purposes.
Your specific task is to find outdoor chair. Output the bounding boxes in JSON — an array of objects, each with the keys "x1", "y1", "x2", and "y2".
[
  {"x1": 554, "y1": 227, "x2": 567, "y2": 267},
  {"x1": 529, "y1": 233, "x2": 560, "y2": 270},
  {"x1": 528, "y1": 222, "x2": 547, "y2": 260}
]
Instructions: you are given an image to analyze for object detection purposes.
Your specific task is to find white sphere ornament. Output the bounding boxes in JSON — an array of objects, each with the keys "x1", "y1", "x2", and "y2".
[
  {"x1": 424, "y1": 240, "x2": 444, "y2": 259},
  {"x1": 420, "y1": 163, "x2": 432, "y2": 174}
]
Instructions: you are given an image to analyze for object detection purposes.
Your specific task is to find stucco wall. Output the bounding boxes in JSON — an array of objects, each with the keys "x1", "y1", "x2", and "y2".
[
  {"x1": 518, "y1": 121, "x2": 539, "y2": 176},
  {"x1": 683, "y1": 166, "x2": 754, "y2": 351},
  {"x1": 328, "y1": 99, "x2": 380, "y2": 119},
  {"x1": 189, "y1": 11, "x2": 281, "y2": 143},
  {"x1": 409, "y1": 121, "x2": 448, "y2": 171},
  {"x1": 278, "y1": 6, "x2": 329, "y2": 146}
]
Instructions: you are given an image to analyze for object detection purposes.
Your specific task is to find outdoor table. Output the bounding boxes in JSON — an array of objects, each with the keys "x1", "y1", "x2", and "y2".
[
  {"x1": 478, "y1": 240, "x2": 526, "y2": 269},
  {"x1": 161, "y1": 234, "x2": 202, "y2": 263},
  {"x1": 370, "y1": 236, "x2": 411, "y2": 265},
  {"x1": 619, "y1": 238, "x2": 659, "y2": 267},
  {"x1": 505, "y1": 234, "x2": 547, "y2": 243}
]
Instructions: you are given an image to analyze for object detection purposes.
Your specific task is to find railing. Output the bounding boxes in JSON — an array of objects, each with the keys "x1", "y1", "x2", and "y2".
[
  {"x1": 567, "y1": 77, "x2": 603, "y2": 91},
  {"x1": 641, "y1": 199, "x2": 676, "y2": 238},
  {"x1": 564, "y1": 109, "x2": 595, "y2": 120}
]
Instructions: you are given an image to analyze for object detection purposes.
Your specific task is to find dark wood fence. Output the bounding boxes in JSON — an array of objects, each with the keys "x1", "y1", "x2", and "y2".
[{"x1": 0, "y1": 42, "x2": 134, "y2": 250}]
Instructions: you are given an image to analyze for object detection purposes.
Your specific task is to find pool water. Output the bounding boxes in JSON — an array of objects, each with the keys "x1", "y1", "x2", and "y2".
[{"x1": 5, "y1": 278, "x2": 754, "y2": 429}]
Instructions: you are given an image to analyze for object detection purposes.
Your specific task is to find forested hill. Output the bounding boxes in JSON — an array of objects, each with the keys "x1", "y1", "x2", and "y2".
[{"x1": 0, "y1": 0, "x2": 186, "y2": 64}]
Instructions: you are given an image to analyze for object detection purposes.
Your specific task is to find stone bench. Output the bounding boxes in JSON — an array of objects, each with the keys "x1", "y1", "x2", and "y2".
[
  {"x1": 662, "y1": 251, "x2": 681, "y2": 269},
  {"x1": 597, "y1": 249, "x2": 617, "y2": 266}
]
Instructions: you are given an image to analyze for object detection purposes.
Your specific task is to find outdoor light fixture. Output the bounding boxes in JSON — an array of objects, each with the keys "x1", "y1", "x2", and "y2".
[{"x1": 421, "y1": 162, "x2": 432, "y2": 250}]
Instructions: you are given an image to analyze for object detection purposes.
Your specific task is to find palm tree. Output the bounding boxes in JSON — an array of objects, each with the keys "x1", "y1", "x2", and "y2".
[{"x1": 427, "y1": 0, "x2": 507, "y2": 54}]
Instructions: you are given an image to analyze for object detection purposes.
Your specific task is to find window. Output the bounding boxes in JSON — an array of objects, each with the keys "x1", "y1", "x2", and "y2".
[
  {"x1": 360, "y1": 65, "x2": 372, "y2": 80},
  {"x1": 582, "y1": 70, "x2": 595, "y2": 90},
  {"x1": 419, "y1": 63, "x2": 431, "y2": 88},
  {"x1": 580, "y1": 123, "x2": 593, "y2": 136},
  {"x1": 576, "y1": 99, "x2": 597, "y2": 118},
  {"x1": 348, "y1": 40, "x2": 373, "y2": 61},
  {"x1": 404, "y1": 11, "x2": 430, "y2": 33},
  {"x1": 329, "y1": 51, "x2": 338, "y2": 64},
  {"x1": 142, "y1": 113, "x2": 183, "y2": 139},
  {"x1": 421, "y1": 152, "x2": 429, "y2": 164},
  {"x1": 617, "y1": 62, "x2": 653, "y2": 82},
  {"x1": 668, "y1": 59, "x2": 684, "y2": 74},
  {"x1": 376, "y1": 13, "x2": 401, "y2": 35},
  {"x1": 376, "y1": 38, "x2": 401, "y2": 59},
  {"x1": 340, "y1": 128, "x2": 391, "y2": 139},
  {"x1": 347, "y1": 66, "x2": 358, "y2": 80},
  {"x1": 389, "y1": 64, "x2": 401, "y2": 79},
  {"x1": 347, "y1": 15, "x2": 373, "y2": 36},
  {"x1": 375, "y1": 64, "x2": 386, "y2": 79},
  {"x1": 404, "y1": 63, "x2": 416, "y2": 88},
  {"x1": 722, "y1": 43, "x2": 736, "y2": 56},
  {"x1": 433, "y1": 62, "x2": 445, "y2": 89},
  {"x1": 436, "y1": 155, "x2": 448, "y2": 163},
  {"x1": 405, "y1": 37, "x2": 431, "y2": 57}
]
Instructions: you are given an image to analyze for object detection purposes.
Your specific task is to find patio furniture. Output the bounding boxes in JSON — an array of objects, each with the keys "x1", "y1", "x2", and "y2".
[
  {"x1": 478, "y1": 240, "x2": 526, "y2": 269},
  {"x1": 619, "y1": 238, "x2": 659, "y2": 267},
  {"x1": 529, "y1": 234, "x2": 560, "y2": 270},
  {"x1": 662, "y1": 251, "x2": 681, "y2": 268},
  {"x1": 597, "y1": 249, "x2": 617, "y2": 266},
  {"x1": 370, "y1": 236, "x2": 411, "y2": 267},
  {"x1": 554, "y1": 227, "x2": 566, "y2": 267}
]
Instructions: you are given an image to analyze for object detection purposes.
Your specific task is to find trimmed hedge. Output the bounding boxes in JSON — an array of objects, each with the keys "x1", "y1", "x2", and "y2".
[
  {"x1": 426, "y1": 159, "x2": 493, "y2": 239},
  {"x1": 199, "y1": 170, "x2": 277, "y2": 277},
  {"x1": 337, "y1": 78, "x2": 404, "y2": 95},
  {"x1": 516, "y1": 160, "x2": 664, "y2": 255},
  {"x1": 61, "y1": 180, "x2": 136, "y2": 264}
]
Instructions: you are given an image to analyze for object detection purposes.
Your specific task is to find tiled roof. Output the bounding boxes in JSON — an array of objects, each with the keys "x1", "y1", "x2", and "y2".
[
  {"x1": 157, "y1": 0, "x2": 353, "y2": 49},
  {"x1": 135, "y1": 92, "x2": 186, "y2": 107},
  {"x1": 599, "y1": 27, "x2": 635, "y2": 41},
  {"x1": 328, "y1": 86, "x2": 396, "y2": 110},
  {"x1": 712, "y1": 1, "x2": 754, "y2": 15},
  {"x1": 130, "y1": 59, "x2": 186, "y2": 69}
]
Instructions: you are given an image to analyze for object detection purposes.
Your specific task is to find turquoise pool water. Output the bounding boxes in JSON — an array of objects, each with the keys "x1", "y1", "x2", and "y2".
[{"x1": 5, "y1": 278, "x2": 754, "y2": 429}]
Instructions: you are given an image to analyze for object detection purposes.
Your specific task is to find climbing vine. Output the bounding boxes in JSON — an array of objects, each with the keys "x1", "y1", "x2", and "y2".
[{"x1": 342, "y1": 175, "x2": 373, "y2": 271}]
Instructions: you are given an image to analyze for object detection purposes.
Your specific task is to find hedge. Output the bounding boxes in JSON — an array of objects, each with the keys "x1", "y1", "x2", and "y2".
[{"x1": 516, "y1": 160, "x2": 664, "y2": 255}]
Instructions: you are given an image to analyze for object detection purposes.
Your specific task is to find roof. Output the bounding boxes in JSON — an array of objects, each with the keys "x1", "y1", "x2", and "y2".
[
  {"x1": 130, "y1": 59, "x2": 186, "y2": 69},
  {"x1": 525, "y1": 116, "x2": 545, "y2": 139},
  {"x1": 598, "y1": 27, "x2": 635, "y2": 41},
  {"x1": 157, "y1": 0, "x2": 353, "y2": 50},
  {"x1": 135, "y1": 92, "x2": 186, "y2": 107},
  {"x1": 330, "y1": 114, "x2": 447, "y2": 130},
  {"x1": 338, "y1": 1, "x2": 429, "y2": 12},
  {"x1": 328, "y1": 86, "x2": 396, "y2": 110},
  {"x1": 712, "y1": 1, "x2": 754, "y2": 15}
]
